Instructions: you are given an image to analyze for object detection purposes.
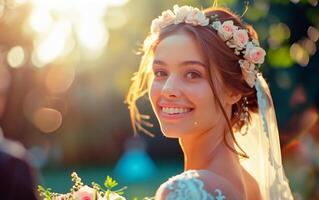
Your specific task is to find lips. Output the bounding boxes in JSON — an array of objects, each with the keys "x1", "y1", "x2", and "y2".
[{"x1": 157, "y1": 102, "x2": 194, "y2": 120}]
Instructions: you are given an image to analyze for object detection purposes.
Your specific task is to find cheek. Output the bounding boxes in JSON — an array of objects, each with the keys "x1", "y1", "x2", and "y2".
[
  {"x1": 149, "y1": 81, "x2": 161, "y2": 113},
  {"x1": 190, "y1": 84, "x2": 220, "y2": 126}
]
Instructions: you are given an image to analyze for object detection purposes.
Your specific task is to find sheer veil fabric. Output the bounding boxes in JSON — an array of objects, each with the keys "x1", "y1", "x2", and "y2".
[{"x1": 235, "y1": 74, "x2": 294, "y2": 199}]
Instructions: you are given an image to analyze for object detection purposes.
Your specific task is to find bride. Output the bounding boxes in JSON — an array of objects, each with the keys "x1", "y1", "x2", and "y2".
[{"x1": 126, "y1": 5, "x2": 294, "y2": 200}]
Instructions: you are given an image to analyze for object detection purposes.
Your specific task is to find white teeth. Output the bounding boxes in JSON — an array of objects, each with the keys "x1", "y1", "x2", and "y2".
[{"x1": 161, "y1": 107, "x2": 191, "y2": 114}]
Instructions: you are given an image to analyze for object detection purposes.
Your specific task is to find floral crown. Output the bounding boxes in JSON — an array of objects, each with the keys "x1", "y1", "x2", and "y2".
[{"x1": 150, "y1": 5, "x2": 266, "y2": 88}]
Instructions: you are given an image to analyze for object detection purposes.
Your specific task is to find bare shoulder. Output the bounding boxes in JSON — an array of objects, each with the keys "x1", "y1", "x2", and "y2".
[{"x1": 155, "y1": 170, "x2": 244, "y2": 200}]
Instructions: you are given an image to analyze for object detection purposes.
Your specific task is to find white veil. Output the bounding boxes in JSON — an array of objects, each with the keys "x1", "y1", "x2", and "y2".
[{"x1": 235, "y1": 74, "x2": 294, "y2": 199}]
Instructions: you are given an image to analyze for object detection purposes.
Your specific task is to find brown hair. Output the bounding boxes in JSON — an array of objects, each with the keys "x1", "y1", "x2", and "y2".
[{"x1": 126, "y1": 6, "x2": 260, "y2": 158}]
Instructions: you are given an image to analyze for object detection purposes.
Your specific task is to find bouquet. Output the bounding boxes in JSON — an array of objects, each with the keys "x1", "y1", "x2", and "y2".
[{"x1": 38, "y1": 172, "x2": 128, "y2": 200}]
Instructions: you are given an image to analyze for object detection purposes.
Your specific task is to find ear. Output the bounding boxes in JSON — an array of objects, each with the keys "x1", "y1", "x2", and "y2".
[{"x1": 224, "y1": 89, "x2": 242, "y2": 105}]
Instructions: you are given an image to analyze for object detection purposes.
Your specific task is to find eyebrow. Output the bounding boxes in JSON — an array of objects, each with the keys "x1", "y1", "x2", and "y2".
[{"x1": 152, "y1": 59, "x2": 207, "y2": 68}]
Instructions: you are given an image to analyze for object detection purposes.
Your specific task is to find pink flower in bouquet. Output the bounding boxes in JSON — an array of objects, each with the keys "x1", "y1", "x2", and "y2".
[{"x1": 74, "y1": 185, "x2": 96, "y2": 200}]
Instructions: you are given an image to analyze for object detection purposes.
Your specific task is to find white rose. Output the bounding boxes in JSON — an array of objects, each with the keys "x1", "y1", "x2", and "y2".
[
  {"x1": 159, "y1": 10, "x2": 175, "y2": 27},
  {"x1": 185, "y1": 8, "x2": 209, "y2": 26},
  {"x1": 173, "y1": 5, "x2": 192, "y2": 24},
  {"x1": 150, "y1": 18, "x2": 161, "y2": 34},
  {"x1": 150, "y1": 10, "x2": 175, "y2": 34}
]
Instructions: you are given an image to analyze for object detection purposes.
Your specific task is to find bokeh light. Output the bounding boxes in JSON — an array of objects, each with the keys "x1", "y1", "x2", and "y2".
[
  {"x1": 29, "y1": 9, "x2": 53, "y2": 34},
  {"x1": 268, "y1": 23, "x2": 291, "y2": 48},
  {"x1": 76, "y1": 19, "x2": 109, "y2": 51},
  {"x1": 307, "y1": 26, "x2": 319, "y2": 42},
  {"x1": 7, "y1": 46, "x2": 26, "y2": 68},
  {"x1": 301, "y1": 38, "x2": 317, "y2": 56},
  {"x1": 267, "y1": 46, "x2": 294, "y2": 68},
  {"x1": 308, "y1": 0, "x2": 318, "y2": 6},
  {"x1": 23, "y1": 0, "x2": 127, "y2": 66},
  {"x1": 290, "y1": 43, "x2": 309, "y2": 67},
  {"x1": 32, "y1": 21, "x2": 71, "y2": 67},
  {"x1": 32, "y1": 107, "x2": 62, "y2": 133}
]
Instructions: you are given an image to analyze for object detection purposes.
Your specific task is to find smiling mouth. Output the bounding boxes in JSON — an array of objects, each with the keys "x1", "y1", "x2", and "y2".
[{"x1": 160, "y1": 107, "x2": 194, "y2": 115}]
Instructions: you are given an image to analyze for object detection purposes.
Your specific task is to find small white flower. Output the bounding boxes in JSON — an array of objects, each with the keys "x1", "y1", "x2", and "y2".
[
  {"x1": 239, "y1": 59, "x2": 257, "y2": 87},
  {"x1": 160, "y1": 10, "x2": 176, "y2": 27},
  {"x1": 211, "y1": 21, "x2": 221, "y2": 30},
  {"x1": 185, "y1": 8, "x2": 209, "y2": 26},
  {"x1": 173, "y1": 5, "x2": 192, "y2": 24},
  {"x1": 150, "y1": 18, "x2": 162, "y2": 34},
  {"x1": 150, "y1": 9, "x2": 175, "y2": 34}
]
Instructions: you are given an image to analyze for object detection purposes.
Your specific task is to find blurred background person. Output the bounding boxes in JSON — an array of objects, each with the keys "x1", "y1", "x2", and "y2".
[{"x1": 0, "y1": 128, "x2": 38, "y2": 200}]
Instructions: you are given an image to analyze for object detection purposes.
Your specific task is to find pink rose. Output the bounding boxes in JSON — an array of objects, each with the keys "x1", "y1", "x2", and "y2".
[
  {"x1": 185, "y1": 9, "x2": 209, "y2": 26},
  {"x1": 73, "y1": 186, "x2": 96, "y2": 200},
  {"x1": 217, "y1": 20, "x2": 237, "y2": 41},
  {"x1": 244, "y1": 46, "x2": 266, "y2": 64},
  {"x1": 233, "y1": 29, "x2": 249, "y2": 48}
]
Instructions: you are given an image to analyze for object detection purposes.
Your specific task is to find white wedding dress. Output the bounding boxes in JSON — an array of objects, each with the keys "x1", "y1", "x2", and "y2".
[{"x1": 156, "y1": 170, "x2": 228, "y2": 200}]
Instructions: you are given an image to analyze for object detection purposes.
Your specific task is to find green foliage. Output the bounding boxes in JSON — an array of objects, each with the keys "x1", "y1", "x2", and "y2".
[
  {"x1": 37, "y1": 185, "x2": 52, "y2": 200},
  {"x1": 105, "y1": 176, "x2": 119, "y2": 189}
]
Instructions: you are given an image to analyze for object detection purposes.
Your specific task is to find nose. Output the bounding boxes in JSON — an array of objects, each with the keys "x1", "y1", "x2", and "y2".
[{"x1": 161, "y1": 74, "x2": 181, "y2": 99}]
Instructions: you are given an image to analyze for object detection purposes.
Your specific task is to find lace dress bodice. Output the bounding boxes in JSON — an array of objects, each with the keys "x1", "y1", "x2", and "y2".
[{"x1": 158, "y1": 170, "x2": 227, "y2": 200}]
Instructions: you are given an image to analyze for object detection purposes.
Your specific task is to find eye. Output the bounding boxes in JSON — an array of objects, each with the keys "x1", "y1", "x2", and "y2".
[
  {"x1": 154, "y1": 70, "x2": 167, "y2": 78},
  {"x1": 185, "y1": 71, "x2": 201, "y2": 79}
]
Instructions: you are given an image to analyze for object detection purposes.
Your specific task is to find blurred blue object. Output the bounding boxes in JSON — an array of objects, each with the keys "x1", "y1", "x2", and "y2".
[{"x1": 114, "y1": 137, "x2": 157, "y2": 183}]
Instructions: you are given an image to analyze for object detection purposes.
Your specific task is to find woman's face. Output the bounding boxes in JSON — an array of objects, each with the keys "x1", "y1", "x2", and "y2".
[{"x1": 149, "y1": 32, "x2": 226, "y2": 138}]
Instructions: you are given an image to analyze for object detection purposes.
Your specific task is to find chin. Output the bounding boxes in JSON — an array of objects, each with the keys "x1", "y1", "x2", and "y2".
[{"x1": 160, "y1": 125, "x2": 192, "y2": 138}]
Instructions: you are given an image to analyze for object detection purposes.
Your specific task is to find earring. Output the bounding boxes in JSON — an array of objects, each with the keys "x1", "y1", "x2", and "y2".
[{"x1": 239, "y1": 96, "x2": 249, "y2": 136}]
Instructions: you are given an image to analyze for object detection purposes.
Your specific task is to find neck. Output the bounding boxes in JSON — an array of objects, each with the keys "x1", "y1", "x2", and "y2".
[
  {"x1": 179, "y1": 126, "x2": 222, "y2": 170},
  {"x1": 179, "y1": 125, "x2": 246, "y2": 194},
  {"x1": 179, "y1": 125, "x2": 241, "y2": 173}
]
